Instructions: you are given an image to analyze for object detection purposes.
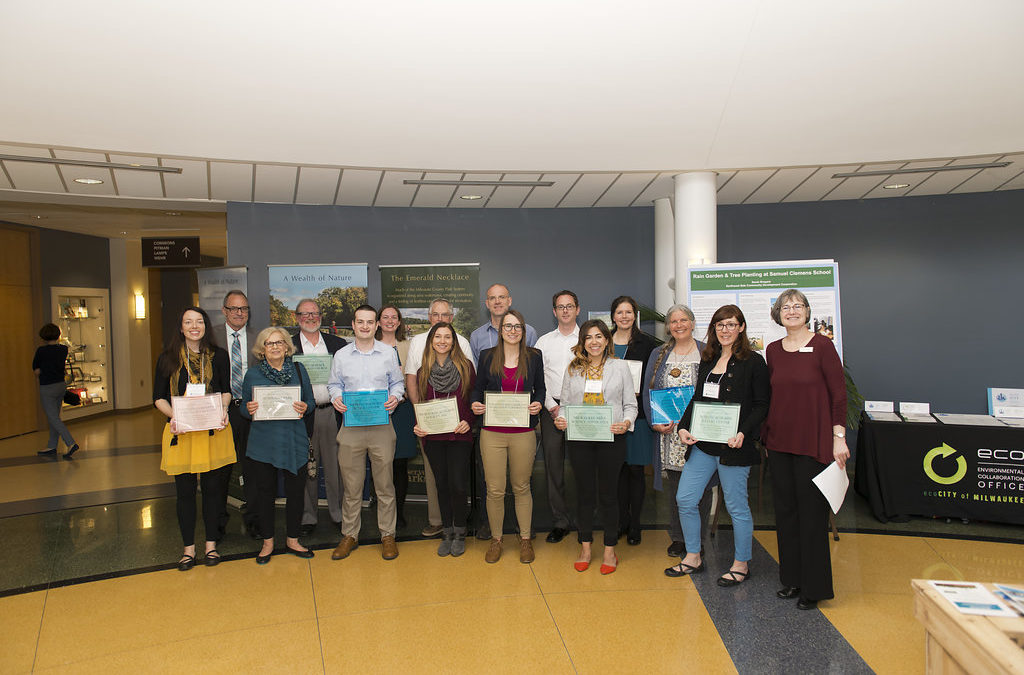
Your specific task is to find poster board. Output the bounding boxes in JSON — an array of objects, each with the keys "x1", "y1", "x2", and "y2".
[
  {"x1": 379, "y1": 263, "x2": 480, "y2": 338},
  {"x1": 268, "y1": 264, "x2": 368, "y2": 337}
]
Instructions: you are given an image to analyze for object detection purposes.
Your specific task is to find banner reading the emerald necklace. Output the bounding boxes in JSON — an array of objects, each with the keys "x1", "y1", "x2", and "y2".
[
  {"x1": 379, "y1": 263, "x2": 480, "y2": 338},
  {"x1": 688, "y1": 259, "x2": 842, "y2": 359},
  {"x1": 268, "y1": 264, "x2": 368, "y2": 338}
]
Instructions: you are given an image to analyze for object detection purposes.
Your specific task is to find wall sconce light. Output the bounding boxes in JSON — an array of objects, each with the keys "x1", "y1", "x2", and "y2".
[{"x1": 134, "y1": 293, "x2": 146, "y2": 320}]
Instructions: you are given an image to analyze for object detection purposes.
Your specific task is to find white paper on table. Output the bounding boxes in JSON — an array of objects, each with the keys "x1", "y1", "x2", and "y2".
[
  {"x1": 811, "y1": 461, "x2": 849, "y2": 514},
  {"x1": 933, "y1": 413, "x2": 1006, "y2": 427},
  {"x1": 928, "y1": 580, "x2": 1018, "y2": 617},
  {"x1": 993, "y1": 405, "x2": 1024, "y2": 419},
  {"x1": 901, "y1": 413, "x2": 937, "y2": 423},
  {"x1": 899, "y1": 401, "x2": 930, "y2": 414},
  {"x1": 864, "y1": 400, "x2": 894, "y2": 413},
  {"x1": 866, "y1": 411, "x2": 903, "y2": 422}
]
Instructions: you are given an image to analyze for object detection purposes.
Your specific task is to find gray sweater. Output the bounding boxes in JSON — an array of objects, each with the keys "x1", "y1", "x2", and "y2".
[{"x1": 556, "y1": 359, "x2": 638, "y2": 425}]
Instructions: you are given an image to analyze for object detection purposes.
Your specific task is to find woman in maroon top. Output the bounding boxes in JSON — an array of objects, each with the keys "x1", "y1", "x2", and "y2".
[
  {"x1": 413, "y1": 322, "x2": 476, "y2": 557},
  {"x1": 762, "y1": 289, "x2": 849, "y2": 610}
]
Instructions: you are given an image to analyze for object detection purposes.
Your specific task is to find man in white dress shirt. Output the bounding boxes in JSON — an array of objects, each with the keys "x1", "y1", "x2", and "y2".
[{"x1": 534, "y1": 290, "x2": 580, "y2": 543}]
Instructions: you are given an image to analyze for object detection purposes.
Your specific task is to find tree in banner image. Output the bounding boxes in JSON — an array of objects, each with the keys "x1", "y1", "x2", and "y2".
[
  {"x1": 269, "y1": 295, "x2": 293, "y2": 327},
  {"x1": 317, "y1": 286, "x2": 367, "y2": 328},
  {"x1": 452, "y1": 306, "x2": 478, "y2": 337}
]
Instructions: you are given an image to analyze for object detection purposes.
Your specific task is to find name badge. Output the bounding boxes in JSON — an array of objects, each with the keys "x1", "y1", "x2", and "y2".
[
  {"x1": 584, "y1": 379, "x2": 602, "y2": 395},
  {"x1": 185, "y1": 383, "x2": 206, "y2": 397},
  {"x1": 703, "y1": 382, "x2": 720, "y2": 399},
  {"x1": 799, "y1": 347, "x2": 814, "y2": 353}
]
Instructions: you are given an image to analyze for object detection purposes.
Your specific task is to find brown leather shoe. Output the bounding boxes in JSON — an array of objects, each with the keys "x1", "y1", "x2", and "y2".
[
  {"x1": 519, "y1": 537, "x2": 535, "y2": 564},
  {"x1": 331, "y1": 535, "x2": 358, "y2": 560},
  {"x1": 381, "y1": 535, "x2": 399, "y2": 560},
  {"x1": 484, "y1": 538, "x2": 502, "y2": 564}
]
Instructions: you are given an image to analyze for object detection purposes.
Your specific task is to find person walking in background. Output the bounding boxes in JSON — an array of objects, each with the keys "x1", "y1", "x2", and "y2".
[{"x1": 33, "y1": 323, "x2": 79, "y2": 459}]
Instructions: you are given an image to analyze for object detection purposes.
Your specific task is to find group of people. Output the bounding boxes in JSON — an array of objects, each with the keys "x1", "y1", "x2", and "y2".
[{"x1": 144, "y1": 283, "x2": 847, "y2": 608}]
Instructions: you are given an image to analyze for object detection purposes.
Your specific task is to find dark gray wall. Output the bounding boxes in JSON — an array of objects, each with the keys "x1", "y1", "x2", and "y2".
[
  {"x1": 226, "y1": 203, "x2": 656, "y2": 336},
  {"x1": 38, "y1": 227, "x2": 110, "y2": 320},
  {"x1": 719, "y1": 189, "x2": 1024, "y2": 414}
]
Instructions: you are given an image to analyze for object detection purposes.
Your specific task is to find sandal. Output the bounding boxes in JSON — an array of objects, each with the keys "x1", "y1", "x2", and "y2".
[
  {"x1": 204, "y1": 550, "x2": 222, "y2": 567},
  {"x1": 177, "y1": 554, "x2": 196, "y2": 572},
  {"x1": 717, "y1": 569, "x2": 751, "y2": 587},
  {"x1": 664, "y1": 561, "x2": 704, "y2": 577}
]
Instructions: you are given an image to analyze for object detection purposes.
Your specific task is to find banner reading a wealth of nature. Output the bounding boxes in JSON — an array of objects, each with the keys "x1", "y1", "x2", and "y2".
[
  {"x1": 268, "y1": 264, "x2": 368, "y2": 337},
  {"x1": 379, "y1": 263, "x2": 480, "y2": 338}
]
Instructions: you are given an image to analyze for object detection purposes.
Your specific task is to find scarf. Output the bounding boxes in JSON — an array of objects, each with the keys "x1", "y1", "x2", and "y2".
[
  {"x1": 258, "y1": 356, "x2": 296, "y2": 384},
  {"x1": 428, "y1": 358, "x2": 460, "y2": 394},
  {"x1": 170, "y1": 345, "x2": 213, "y2": 396}
]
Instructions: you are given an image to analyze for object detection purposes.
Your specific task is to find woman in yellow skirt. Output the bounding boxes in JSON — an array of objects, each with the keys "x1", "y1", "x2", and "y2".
[{"x1": 153, "y1": 306, "x2": 235, "y2": 571}]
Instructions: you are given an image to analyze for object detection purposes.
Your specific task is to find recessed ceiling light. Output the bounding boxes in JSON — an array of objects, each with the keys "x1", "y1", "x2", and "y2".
[
  {"x1": 882, "y1": 183, "x2": 910, "y2": 189},
  {"x1": 164, "y1": 211, "x2": 182, "y2": 216},
  {"x1": 119, "y1": 231, "x2": 128, "y2": 235},
  {"x1": 74, "y1": 177, "x2": 104, "y2": 185},
  {"x1": 460, "y1": 195, "x2": 483, "y2": 200}
]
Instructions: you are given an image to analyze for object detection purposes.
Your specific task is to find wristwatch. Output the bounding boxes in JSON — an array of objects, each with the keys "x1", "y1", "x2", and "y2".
[{"x1": 833, "y1": 430, "x2": 846, "y2": 438}]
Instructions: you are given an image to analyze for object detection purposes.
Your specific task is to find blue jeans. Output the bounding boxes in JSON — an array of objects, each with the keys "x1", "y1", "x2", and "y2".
[{"x1": 677, "y1": 447, "x2": 753, "y2": 561}]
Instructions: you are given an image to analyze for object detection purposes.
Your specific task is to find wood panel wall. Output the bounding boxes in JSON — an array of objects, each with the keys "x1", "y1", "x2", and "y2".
[{"x1": 0, "y1": 227, "x2": 42, "y2": 439}]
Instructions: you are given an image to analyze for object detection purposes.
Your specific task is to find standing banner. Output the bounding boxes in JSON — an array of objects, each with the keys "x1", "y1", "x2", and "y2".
[
  {"x1": 197, "y1": 266, "x2": 247, "y2": 330},
  {"x1": 268, "y1": 264, "x2": 368, "y2": 337},
  {"x1": 379, "y1": 263, "x2": 480, "y2": 337},
  {"x1": 688, "y1": 259, "x2": 842, "y2": 359}
]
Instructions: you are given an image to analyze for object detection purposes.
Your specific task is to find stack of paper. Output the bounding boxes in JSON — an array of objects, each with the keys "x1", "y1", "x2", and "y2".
[
  {"x1": 866, "y1": 411, "x2": 903, "y2": 422},
  {"x1": 933, "y1": 413, "x2": 1006, "y2": 427}
]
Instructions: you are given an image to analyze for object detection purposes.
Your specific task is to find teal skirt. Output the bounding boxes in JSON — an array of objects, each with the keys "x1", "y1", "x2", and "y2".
[
  {"x1": 624, "y1": 419, "x2": 655, "y2": 466},
  {"x1": 392, "y1": 399, "x2": 418, "y2": 459}
]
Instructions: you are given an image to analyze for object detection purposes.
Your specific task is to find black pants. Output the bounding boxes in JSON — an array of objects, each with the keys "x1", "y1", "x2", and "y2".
[
  {"x1": 424, "y1": 439, "x2": 472, "y2": 528},
  {"x1": 767, "y1": 450, "x2": 834, "y2": 601},
  {"x1": 617, "y1": 463, "x2": 645, "y2": 536},
  {"x1": 174, "y1": 465, "x2": 230, "y2": 547},
  {"x1": 226, "y1": 402, "x2": 258, "y2": 531},
  {"x1": 393, "y1": 457, "x2": 409, "y2": 521},
  {"x1": 567, "y1": 436, "x2": 627, "y2": 546},
  {"x1": 247, "y1": 457, "x2": 306, "y2": 541}
]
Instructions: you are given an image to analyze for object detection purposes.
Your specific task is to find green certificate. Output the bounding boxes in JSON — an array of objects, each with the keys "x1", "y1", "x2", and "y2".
[
  {"x1": 564, "y1": 405, "x2": 613, "y2": 442},
  {"x1": 292, "y1": 354, "x2": 332, "y2": 385},
  {"x1": 690, "y1": 401, "x2": 741, "y2": 444},
  {"x1": 484, "y1": 392, "x2": 531, "y2": 428}
]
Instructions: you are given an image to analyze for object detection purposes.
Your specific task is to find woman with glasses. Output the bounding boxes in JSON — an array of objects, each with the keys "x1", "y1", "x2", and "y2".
[
  {"x1": 665, "y1": 305, "x2": 768, "y2": 588},
  {"x1": 762, "y1": 290, "x2": 848, "y2": 610},
  {"x1": 609, "y1": 296, "x2": 657, "y2": 545},
  {"x1": 471, "y1": 309, "x2": 545, "y2": 564},
  {"x1": 376, "y1": 304, "x2": 417, "y2": 529},
  {"x1": 241, "y1": 327, "x2": 316, "y2": 564},
  {"x1": 153, "y1": 307, "x2": 235, "y2": 571}
]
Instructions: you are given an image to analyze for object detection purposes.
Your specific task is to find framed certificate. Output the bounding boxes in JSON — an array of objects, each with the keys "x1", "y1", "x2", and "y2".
[
  {"x1": 484, "y1": 392, "x2": 531, "y2": 428},
  {"x1": 648, "y1": 386, "x2": 694, "y2": 425},
  {"x1": 414, "y1": 397, "x2": 460, "y2": 435},
  {"x1": 622, "y1": 359, "x2": 643, "y2": 394},
  {"x1": 564, "y1": 405, "x2": 613, "y2": 442},
  {"x1": 343, "y1": 389, "x2": 390, "y2": 427},
  {"x1": 171, "y1": 394, "x2": 225, "y2": 432},
  {"x1": 252, "y1": 386, "x2": 302, "y2": 420},
  {"x1": 690, "y1": 401, "x2": 741, "y2": 444},
  {"x1": 292, "y1": 354, "x2": 332, "y2": 385}
]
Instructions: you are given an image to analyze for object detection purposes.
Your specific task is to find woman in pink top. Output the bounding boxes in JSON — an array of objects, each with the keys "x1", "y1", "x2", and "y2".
[{"x1": 761, "y1": 289, "x2": 849, "y2": 611}]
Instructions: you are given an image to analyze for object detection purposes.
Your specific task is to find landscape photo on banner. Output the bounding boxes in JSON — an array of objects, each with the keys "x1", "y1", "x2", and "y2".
[
  {"x1": 379, "y1": 263, "x2": 480, "y2": 338},
  {"x1": 268, "y1": 264, "x2": 368, "y2": 338}
]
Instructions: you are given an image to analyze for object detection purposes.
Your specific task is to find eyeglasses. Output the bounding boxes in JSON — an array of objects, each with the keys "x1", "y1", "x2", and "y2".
[
  {"x1": 715, "y1": 322, "x2": 741, "y2": 331},
  {"x1": 224, "y1": 306, "x2": 249, "y2": 313},
  {"x1": 296, "y1": 312, "x2": 320, "y2": 319},
  {"x1": 555, "y1": 304, "x2": 576, "y2": 311},
  {"x1": 264, "y1": 340, "x2": 286, "y2": 348},
  {"x1": 781, "y1": 303, "x2": 806, "y2": 312},
  {"x1": 429, "y1": 312, "x2": 454, "y2": 319},
  {"x1": 502, "y1": 324, "x2": 523, "y2": 333},
  {"x1": 487, "y1": 294, "x2": 510, "y2": 302}
]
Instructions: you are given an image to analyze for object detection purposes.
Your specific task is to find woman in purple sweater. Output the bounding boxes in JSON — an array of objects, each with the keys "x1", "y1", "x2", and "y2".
[
  {"x1": 761, "y1": 289, "x2": 849, "y2": 611},
  {"x1": 413, "y1": 322, "x2": 477, "y2": 557}
]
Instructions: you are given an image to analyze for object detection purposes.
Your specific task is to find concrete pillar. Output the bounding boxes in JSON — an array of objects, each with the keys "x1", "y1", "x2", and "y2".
[
  {"x1": 673, "y1": 171, "x2": 718, "y2": 304},
  {"x1": 652, "y1": 197, "x2": 675, "y2": 339}
]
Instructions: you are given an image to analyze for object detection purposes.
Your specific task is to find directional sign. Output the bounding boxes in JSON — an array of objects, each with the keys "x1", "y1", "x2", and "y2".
[{"x1": 142, "y1": 237, "x2": 201, "y2": 267}]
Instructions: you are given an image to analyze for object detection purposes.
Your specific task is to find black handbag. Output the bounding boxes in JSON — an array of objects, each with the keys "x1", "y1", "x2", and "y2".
[
  {"x1": 63, "y1": 389, "x2": 81, "y2": 406},
  {"x1": 294, "y1": 363, "x2": 317, "y2": 479}
]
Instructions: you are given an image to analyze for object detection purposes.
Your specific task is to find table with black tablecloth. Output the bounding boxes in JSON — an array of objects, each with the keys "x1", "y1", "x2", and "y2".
[{"x1": 855, "y1": 413, "x2": 1024, "y2": 525}]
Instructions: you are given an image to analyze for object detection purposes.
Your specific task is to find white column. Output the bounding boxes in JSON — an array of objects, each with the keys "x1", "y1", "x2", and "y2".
[
  {"x1": 109, "y1": 239, "x2": 153, "y2": 409},
  {"x1": 652, "y1": 197, "x2": 675, "y2": 340},
  {"x1": 673, "y1": 171, "x2": 718, "y2": 304}
]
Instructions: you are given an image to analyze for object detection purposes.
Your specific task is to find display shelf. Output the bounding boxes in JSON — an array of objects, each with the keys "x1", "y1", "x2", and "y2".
[{"x1": 51, "y1": 286, "x2": 113, "y2": 420}]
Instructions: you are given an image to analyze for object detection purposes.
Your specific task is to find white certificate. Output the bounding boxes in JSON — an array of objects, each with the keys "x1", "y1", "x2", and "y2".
[
  {"x1": 484, "y1": 392, "x2": 531, "y2": 428},
  {"x1": 690, "y1": 401, "x2": 741, "y2": 444},
  {"x1": 171, "y1": 394, "x2": 224, "y2": 433},
  {"x1": 252, "y1": 386, "x2": 302, "y2": 420},
  {"x1": 622, "y1": 359, "x2": 643, "y2": 394},
  {"x1": 414, "y1": 398, "x2": 461, "y2": 435}
]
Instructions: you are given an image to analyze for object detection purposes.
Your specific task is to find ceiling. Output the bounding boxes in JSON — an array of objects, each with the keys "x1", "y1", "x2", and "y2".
[{"x1": 1, "y1": 2, "x2": 1023, "y2": 248}]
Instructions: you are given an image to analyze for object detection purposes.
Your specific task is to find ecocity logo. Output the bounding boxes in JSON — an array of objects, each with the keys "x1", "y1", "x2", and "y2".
[{"x1": 923, "y1": 443, "x2": 967, "y2": 485}]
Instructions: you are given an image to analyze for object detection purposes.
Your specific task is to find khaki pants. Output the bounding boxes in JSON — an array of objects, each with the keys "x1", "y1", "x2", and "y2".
[
  {"x1": 337, "y1": 424, "x2": 397, "y2": 539},
  {"x1": 480, "y1": 429, "x2": 537, "y2": 539}
]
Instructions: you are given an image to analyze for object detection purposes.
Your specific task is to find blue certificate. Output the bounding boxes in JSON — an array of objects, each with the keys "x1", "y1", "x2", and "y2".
[
  {"x1": 649, "y1": 386, "x2": 694, "y2": 425},
  {"x1": 342, "y1": 389, "x2": 390, "y2": 427}
]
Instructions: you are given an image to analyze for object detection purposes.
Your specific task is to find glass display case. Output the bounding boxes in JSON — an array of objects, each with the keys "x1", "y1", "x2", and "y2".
[{"x1": 51, "y1": 286, "x2": 113, "y2": 419}]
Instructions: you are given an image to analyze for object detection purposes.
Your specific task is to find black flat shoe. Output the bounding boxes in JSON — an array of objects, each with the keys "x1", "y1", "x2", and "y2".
[
  {"x1": 62, "y1": 444, "x2": 80, "y2": 459},
  {"x1": 286, "y1": 546, "x2": 314, "y2": 559},
  {"x1": 664, "y1": 561, "x2": 704, "y2": 577},
  {"x1": 776, "y1": 586, "x2": 801, "y2": 599},
  {"x1": 717, "y1": 569, "x2": 751, "y2": 587},
  {"x1": 545, "y1": 527, "x2": 569, "y2": 544},
  {"x1": 667, "y1": 541, "x2": 685, "y2": 557},
  {"x1": 177, "y1": 554, "x2": 196, "y2": 571},
  {"x1": 627, "y1": 531, "x2": 641, "y2": 546},
  {"x1": 256, "y1": 552, "x2": 272, "y2": 565},
  {"x1": 797, "y1": 598, "x2": 818, "y2": 610},
  {"x1": 204, "y1": 550, "x2": 221, "y2": 567},
  {"x1": 37, "y1": 448, "x2": 57, "y2": 457}
]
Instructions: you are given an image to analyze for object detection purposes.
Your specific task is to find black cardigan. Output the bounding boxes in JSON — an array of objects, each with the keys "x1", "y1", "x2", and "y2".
[
  {"x1": 472, "y1": 347, "x2": 546, "y2": 429},
  {"x1": 679, "y1": 351, "x2": 769, "y2": 466},
  {"x1": 153, "y1": 347, "x2": 231, "y2": 407}
]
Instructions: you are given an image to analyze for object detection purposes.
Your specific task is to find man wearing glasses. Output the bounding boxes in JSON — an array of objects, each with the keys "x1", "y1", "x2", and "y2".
[
  {"x1": 534, "y1": 290, "x2": 581, "y2": 543},
  {"x1": 403, "y1": 298, "x2": 476, "y2": 537},
  {"x1": 469, "y1": 283, "x2": 538, "y2": 362},
  {"x1": 221, "y1": 289, "x2": 260, "y2": 539},
  {"x1": 291, "y1": 299, "x2": 348, "y2": 536}
]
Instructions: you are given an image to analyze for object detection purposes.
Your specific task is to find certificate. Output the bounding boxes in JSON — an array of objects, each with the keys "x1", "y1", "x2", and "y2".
[
  {"x1": 414, "y1": 398, "x2": 461, "y2": 435},
  {"x1": 343, "y1": 389, "x2": 390, "y2": 427},
  {"x1": 564, "y1": 405, "x2": 613, "y2": 442},
  {"x1": 648, "y1": 386, "x2": 694, "y2": 425},
  {"x1": 252, "y1": 386, "x2": 302, "y2": 420},
  {"x1": 292, "y1": 354, "x2": 332, "y2": 385},
  {"x1": 622, "y1": 359, "x2": 643, "y2": 394},
  {"x1": 484, "y1": 392, "x2": 531, "y2": 428},
  {"x1": 171, "y1": 394, "x2": 224, "y2": 432},
  {"x1": 690, "y1": 401, "x2": 741, "y2": 444}
]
